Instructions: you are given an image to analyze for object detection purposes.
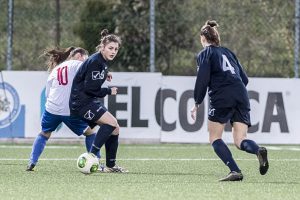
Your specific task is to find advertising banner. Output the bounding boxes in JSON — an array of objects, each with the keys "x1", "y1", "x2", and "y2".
[{"x1": 0, "y1": 71, "x2": 299, "y2": 144}]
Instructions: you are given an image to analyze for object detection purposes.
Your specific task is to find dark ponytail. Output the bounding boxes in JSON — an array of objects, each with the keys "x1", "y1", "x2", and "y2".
[
  {"x1": 43, "y1": 46, "x2": 87, "y2": 72},
  {"x1": 200, "y1": 20, "x2": 221, "y2": 46}
]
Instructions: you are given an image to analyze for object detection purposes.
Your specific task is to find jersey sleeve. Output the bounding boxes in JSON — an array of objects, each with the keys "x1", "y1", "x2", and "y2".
[
  {"x1": 194, "y1": 50, "x2": 211, "y2": 105},
  {"x1": 237, "y1": 61, "x2": 248, "y2": 86},
  {"x1": 45, "y1": 74, "x2": 54, "y2": 98},
  {"x1": 83, "y1": 60, "x2": 111, "y2": 98}
]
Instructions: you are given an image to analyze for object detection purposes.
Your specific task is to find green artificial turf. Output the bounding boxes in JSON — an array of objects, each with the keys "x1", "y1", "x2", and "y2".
[{"x1": 0, "y1": 144, "x2": 299, "y2": 200}]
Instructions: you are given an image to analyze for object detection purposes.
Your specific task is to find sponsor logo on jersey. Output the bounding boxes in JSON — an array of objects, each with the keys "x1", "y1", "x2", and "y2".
[
  {"x1": 92, "y1": 71, "x2": 101, "y2": 80},
  {"x1": 92, "y1": 71, "x2": 105, "y2": 80}
]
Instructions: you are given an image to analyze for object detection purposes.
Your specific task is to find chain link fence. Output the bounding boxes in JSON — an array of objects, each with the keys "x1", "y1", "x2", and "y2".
[{"x1": 0, "y1": 0, "x2": 297, "y2": 77}]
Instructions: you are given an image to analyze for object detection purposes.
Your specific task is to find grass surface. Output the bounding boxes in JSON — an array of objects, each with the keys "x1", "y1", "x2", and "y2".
[{"x1": 0, "y1": 144, "x2": 299, "y2": 200}]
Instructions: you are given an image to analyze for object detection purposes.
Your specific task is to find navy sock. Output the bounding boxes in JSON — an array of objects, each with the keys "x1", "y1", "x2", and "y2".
[
  {"x1": 90, "y1": 124, "x2": 115, "y2": 156},
  {"x1": 105, "y1": 135, "x2": 119, "y2": 168},
  {"x1": 212, "y1": 139, "x2": 241, "y2": 172},
  {"x1": 85, "y1": 133, "x2": 100, "y2": 158},
  {"x1": 240, "y1": 139, "x2": 259, "y2": 154},
  {"x1": 29, "y1": 134, "x2": 49, "y2": 165}
]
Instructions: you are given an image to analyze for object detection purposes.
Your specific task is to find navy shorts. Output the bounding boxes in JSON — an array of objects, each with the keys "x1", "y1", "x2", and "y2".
[
  {"x1": 208, "y1": 105, "x2": 251, "y2": 127},
  {"x1": 75, "y1": 101, "x2": 108, "y2": 129},
  {"x1": 41, "y1": 110, "x2": 89, "y2": 135}
]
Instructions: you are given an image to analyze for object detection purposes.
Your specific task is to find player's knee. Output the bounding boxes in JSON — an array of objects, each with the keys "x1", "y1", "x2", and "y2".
[
  {"x1": 209, "y1": 135, "x2": 221, "y2": 144},
  {"x1": 41, "y1": 132, "x2": 51, "y2": 139},
  {"x1": 83, "y1": 127, "x2": 94, "y2": 136},
  {"x1": 112, "y1": 124, "x2": 120, "y2": 135}
]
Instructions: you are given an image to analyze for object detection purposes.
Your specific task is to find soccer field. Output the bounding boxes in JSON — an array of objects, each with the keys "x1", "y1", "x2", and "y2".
[{"x1": 0, "y1": 144, "x2": 299, "y2": 200}]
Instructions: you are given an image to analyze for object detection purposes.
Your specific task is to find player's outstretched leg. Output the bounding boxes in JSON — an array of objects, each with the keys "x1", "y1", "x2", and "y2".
[
  {"x1": 26, "y1": 133, "x2": 49, "y2": 171},
  {"x1": 85, "y1": 133, "x2": 100, "y2": 159},
  {"x1": 256, "y1": 147, "x2": 269, "y2": 175},
  {"x1": 90, "y1": 124, "x2": 114, "y2": 157},
  {"x1": 240, "y1": 139, "x2": 269, "y2": 175}
]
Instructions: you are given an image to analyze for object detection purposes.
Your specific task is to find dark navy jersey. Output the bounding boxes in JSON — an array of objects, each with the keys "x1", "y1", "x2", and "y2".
[
  {"x1": 194, "y1": 45, "x2": 249, "y2": 108},
  {"x1": 69, "y1": 52, "x2": 111, "y2": 112}
]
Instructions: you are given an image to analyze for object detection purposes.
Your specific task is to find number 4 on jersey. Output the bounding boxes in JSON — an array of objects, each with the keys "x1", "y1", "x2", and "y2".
[{"x1": 222, "y1": 54, "x2": 236, "y2": 74}]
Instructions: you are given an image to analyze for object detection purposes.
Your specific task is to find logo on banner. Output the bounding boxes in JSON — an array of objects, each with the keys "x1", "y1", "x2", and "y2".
[{"x1": 0, "y1": 82, "x2": 21, "y2": 128}]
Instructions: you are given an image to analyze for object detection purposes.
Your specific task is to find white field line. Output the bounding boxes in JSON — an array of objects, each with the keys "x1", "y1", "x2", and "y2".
[
  {"x1": 0, "y1": 158, "x2": 300, "y2": 162},
  {"x1": 0, "y1": 145, "x2": 300, "y2": 151}
]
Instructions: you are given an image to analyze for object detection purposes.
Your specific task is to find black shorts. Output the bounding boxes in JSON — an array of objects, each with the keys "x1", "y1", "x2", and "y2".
[
  {"x1": 208, "y1": 105, "x2": 251, "y2": 127},
  {"x1": 75, "y1": 101, "x2": 108, "y2": 129}
]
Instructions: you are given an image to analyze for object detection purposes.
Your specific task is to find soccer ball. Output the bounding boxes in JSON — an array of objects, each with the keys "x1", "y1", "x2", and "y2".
[{"x1": 77, "y1": 153, "x2": 99, "y2": 174}]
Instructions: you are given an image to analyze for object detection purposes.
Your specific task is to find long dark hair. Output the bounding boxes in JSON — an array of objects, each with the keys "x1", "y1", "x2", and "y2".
[{"x1": 43, "y1": 47, "x2": 88, "y2": 72}]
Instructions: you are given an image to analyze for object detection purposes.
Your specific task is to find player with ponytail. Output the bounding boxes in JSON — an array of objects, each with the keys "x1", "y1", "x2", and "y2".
[{"x1": 191, "y1": 20, "x2": 269, "y2": 181}]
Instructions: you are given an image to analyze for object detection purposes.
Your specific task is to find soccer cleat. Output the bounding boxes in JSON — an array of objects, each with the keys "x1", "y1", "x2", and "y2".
[
  {"x1": 257, "y1": 147, "x2": 269, "y2": 175},
  {"x1": 219, "y1": 171, "x2": 243, "y2": 182},
  {"x1": 26, "y1": 163, "x2": 36, "y2": 171},
  {"x1": 99, "y1": 165, "x2": 128, "y2": 173}
]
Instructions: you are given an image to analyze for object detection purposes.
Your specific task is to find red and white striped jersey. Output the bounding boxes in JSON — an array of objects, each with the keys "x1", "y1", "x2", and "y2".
[{"x1": 45, "y1": 60, "x2": 83, "y2": 116}]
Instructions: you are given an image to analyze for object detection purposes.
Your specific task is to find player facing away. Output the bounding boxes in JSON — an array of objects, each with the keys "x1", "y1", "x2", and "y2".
[
  {"x1": 26, "y1": 47, "x2": 101, "y2": 171},
  {"x1": 190, "y1": 20, "x2": 269, "y2": 181},
  {"x1": 69, "y1": 29, "x2": 127, "y2": 173}
]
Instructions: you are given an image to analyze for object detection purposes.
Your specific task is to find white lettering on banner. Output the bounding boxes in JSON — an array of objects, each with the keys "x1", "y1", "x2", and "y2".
[{"x1": 1, "y1": 72, "x2": 299, "y2": 144}]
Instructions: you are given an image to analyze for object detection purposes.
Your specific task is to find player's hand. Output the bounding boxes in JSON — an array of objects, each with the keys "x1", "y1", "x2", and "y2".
[
  {"x1": 106, "y1": 72, "x2": 112, "y2": 82},
  {"x1": 111, "y1": 87, "x2": 118, "y2": 95},
  {"x1": 190, "y1": 105, "x2": 198, "y2": 121}
]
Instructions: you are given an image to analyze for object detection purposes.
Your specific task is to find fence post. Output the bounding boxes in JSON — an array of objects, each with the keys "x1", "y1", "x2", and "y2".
[
  {"x1": 6, "y1": 0, "x2": 14, "y2": 71},
  {"x1": 55, "y1": 0, "x2": 60, "y2": 47},
  {"x1": 149, "y1": 0, "x2": 155, "y2": 72},
  {"x1": 295, "y1": 0, "x2": 299, "y2": 78}
]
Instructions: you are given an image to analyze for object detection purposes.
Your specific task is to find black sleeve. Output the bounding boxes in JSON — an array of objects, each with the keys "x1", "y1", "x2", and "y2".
[
  {"x1": 230, "y1": 50, "x2": 248, "y2": 86},
  {"x1": 98, "y1": 88, "x2": 112, "y2": 98},
  {"x1": 83, "y1": 59, "x2": 111, "y2": 98},
  {"x1": 236, "y1": 60, "x2": 248, "y2": 86},
  {"x1": 194, "y1": 51, "x2": 211, "y2": 105}
]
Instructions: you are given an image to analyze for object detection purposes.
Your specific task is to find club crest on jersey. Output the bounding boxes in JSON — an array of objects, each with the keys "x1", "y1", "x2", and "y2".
[
  {"x1": 84, "y1": 110, "x2": 95, "y2": 120},
  {"x1": 92, "y1": 71, "x2": 105, "y2": 80},
  {"x1": 208, "y1": 108, "x2": 215, "y2": 116}
]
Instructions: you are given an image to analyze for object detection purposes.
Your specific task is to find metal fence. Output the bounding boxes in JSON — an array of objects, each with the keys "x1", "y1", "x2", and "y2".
[{"x1": 0, "y1": 0, "x2": 298, "y2": 77}]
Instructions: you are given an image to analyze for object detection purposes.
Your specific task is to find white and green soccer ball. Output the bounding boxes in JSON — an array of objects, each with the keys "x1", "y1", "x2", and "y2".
[{"x1": 77, "y1": 153, "x2": 99, "y2": 174}]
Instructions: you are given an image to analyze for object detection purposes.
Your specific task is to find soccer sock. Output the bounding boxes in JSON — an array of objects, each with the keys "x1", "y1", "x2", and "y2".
[
  {"x1": 240, "y1": 139, "x2": 260, "y2": 154},
  {"x1": 29, "y1": 134, "x2": 49, "y2": 165},
  {"x1": 212, "y1": 139, "x2": 241, "y2": 172},
  {"x1": 105, "y1": 135, "x2": 119, "y2": 168},
  {"x1": 85, "y1": 133, "x2": 100, "y2": 159},
  {"x1": 90, "y1": 124, "x2": 115, "y2": 156}
]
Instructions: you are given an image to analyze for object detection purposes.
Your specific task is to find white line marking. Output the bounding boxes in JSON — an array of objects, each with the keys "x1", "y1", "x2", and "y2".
[
  {"x1": 0, "y1": 158, "x2": 300, "y2": 162},
  {"x1": 0, "y1": 145, "x2": 79, "y2": 149},
  {"x1": 0, "y1": 145, "x2": 300, "y2": 151}
]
